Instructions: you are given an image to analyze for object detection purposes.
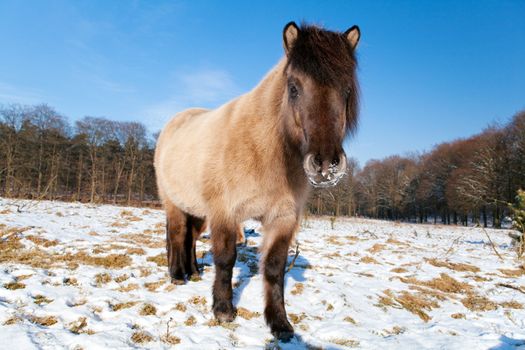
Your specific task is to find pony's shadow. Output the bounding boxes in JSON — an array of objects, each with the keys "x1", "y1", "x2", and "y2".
[
  {"x1": 488, "y1": 335, "x2": 525, "y2": 349},
  {"x1": 232, "y1": 227, "x2": 309, "y2": 306},
  {"x1": 268, "y1": 334, "x2": 342, "y2": 350}
]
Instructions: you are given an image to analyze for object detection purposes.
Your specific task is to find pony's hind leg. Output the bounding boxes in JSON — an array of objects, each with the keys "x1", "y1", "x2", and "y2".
[
  {"x1": 261, "y1": 213, "x2": 298, "y2": 341},
  {"x1": 210, "y1": 219, "x2": 238, "y2": 322},
  {"x1": 185, "y1": 215, "x2": 206, "y2": 278},
  {"x1": 166, "y1": 202, "x2": 207, "y2": 283}
]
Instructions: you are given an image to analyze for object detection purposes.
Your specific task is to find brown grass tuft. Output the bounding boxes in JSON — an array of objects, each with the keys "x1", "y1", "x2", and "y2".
[
  {"x1": 111, "y1": 301, "x2": 138, "y2": 311},
  {"x1": 461, "y1": 295, "x2": 498, "y2": 312},
  {"x1": 184, "y1": 315, "x2": 197, "y2": 326},
  {"x1": 368, "y1": 243, "x2": 386, "y2": 254},
  {"x1": 144, "y1": 279, "x2": 167, "y2": 292},
  {"x1": 394, "y1": 291, "x2": 439, "y2": 322},
  {"x1": 360, "y1": 256, "x2": 380, "y2": 264},
  {"x1": 391, "y1": 267, "x2": 408, "y2": 273},
  {"x1": 131, "y1": 331, "x2": 153, "y2": 344},
  {"x1": 291, "y1": 282, "x2": 304, "y2": 295},
  {"x1": 68, "y1": 317, "x2": 94, "y2": 334},
  {"x1": 114, "y1": 274, "x2": 129, "y2": 283},
  {"x1": 289, "y1": 312, "x2": 307, "y2": 324},
  {"x1": 343, "y1": 316, "x2": 356, "y2": 324},
  {"x1": 117, "y1": 283, "x2": 139, "y2": 292},
  {"x1": 33, "y1": 295, "x2": 53, "y2": 305},
  {"x1": 146, "y1": 253, "x2": 167, "y2": 267},
  {"x1": 451, "y1": 313, "x2": 465, "y2": 319},
  {"x1": 426, "y1": 258, "x2": 480, "y2": 273},
  {"x1": 330, "y1": 338, "x2": 360, "y2": 347},
  {"x1": 174, "y1": 303, "x2": 187, "y2": 312},
  {"x1": 189, "y1": 296, "x2": 207, "y2": 305},
  {"x1": 94, "y1": 272, "x2": 112, "y2": 286},
  {"x1": 500, "y1": 301, "x2": 523, "y2": 309},
  {"x1": 236, "y1": 307, "x2": 260, "y2": 320},
  {"x1": 139, "y1": 303, "x2": 157, "y2": 316},
  {"x1": 4, "y1": 281, "x2": 25, "y2": 290},
  {"x1": 29, "y1": 315, "x2": 58, "y2": 326},
  {"x1": 499, "y1": 267, "x2": 525, "y2": 278}
]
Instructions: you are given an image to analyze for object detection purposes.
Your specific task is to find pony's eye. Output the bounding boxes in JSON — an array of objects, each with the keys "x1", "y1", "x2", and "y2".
[{"x1": 289, "y1": 84, "x2": 299, "y2": 99}]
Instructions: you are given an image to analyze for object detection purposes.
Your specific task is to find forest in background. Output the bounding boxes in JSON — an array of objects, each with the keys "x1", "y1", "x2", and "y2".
[{"x1": 1, "y1": 103, "x2": 524, "y2": 228}]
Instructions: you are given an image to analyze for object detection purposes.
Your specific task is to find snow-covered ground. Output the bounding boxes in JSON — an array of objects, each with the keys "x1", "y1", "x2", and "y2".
[{"x1": 0, "y1": 198, "x2": 524, "y2": 349}]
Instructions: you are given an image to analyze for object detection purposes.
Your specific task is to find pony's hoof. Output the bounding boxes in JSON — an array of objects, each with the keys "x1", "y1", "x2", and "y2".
[
  {"x1": 273, "y1": 330, "x2": 294, "y2": 342},
  {"x1": 170, "y1": 277, "x2": 185, "y2": 285},
  {"x1": 213, "y1": 302, "x2": 235, "y2": 322}
]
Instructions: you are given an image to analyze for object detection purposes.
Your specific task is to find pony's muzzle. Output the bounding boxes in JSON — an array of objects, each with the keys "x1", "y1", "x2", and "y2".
[{"x1": 303, "y1": 152, "x2": 347, "y2": 188}]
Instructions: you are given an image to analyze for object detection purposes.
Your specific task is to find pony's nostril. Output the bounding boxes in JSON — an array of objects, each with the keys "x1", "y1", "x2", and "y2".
[
  {"x1": 313, "y1": 154, "x2": 322, "y2": 167},
  {"x1": 332, "y1": 157, "x2": 339, "y2": 166}
]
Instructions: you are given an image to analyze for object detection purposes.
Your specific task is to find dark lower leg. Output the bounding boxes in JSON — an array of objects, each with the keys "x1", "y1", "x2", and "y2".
[
  {"x1": 264, "y1": 234, "x2": 294, "y2": 340},
  {"x1": 185, "y1": 215, "x2": 205, "y2": 277},
  {"x1": 165, "y1": 202, "x2": 188, "y2": 283},
  {"x1": 211, "y1": 222, "x2": 237, "y2": 322}
]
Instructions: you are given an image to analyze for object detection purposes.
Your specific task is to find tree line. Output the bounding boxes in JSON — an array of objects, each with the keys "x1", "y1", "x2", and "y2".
[
  {"x1": 1, "y1": 103, "x2": 524, "y2": 228},
  {"x1": 0, "y1": 104, "x2": 156, "y2": 205},
  {"x1": 310, "y1": 110, "x2": 525, "y2": 228}
]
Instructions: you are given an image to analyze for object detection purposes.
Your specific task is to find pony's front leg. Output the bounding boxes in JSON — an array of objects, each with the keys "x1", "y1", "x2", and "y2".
[
  {"x1": 211, "y1": 220, "x2": 238, "y2": 322},
  {"x1": 261, "y1": 214, "x2": 298, "y2": 341}
]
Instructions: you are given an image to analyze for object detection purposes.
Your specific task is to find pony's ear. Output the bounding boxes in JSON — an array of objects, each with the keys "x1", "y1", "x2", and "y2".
[
  {"x1": 344, "y1": 25, "x2": 360, "y2": 49},
  {"x1": 283, "y1": 21, "x2": 299, "y2": 55}
]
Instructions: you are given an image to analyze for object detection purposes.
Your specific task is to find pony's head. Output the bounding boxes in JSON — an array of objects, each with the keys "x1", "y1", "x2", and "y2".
[{"x1": 281, "y1": 22, "x2": 360, "y2": 188}]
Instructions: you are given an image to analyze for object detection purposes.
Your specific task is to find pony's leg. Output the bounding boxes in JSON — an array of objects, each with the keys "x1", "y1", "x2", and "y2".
[
  {"x1": 185, "y1": 215, "x2": 206, "y2": 278},
  {"x1": 261, "y1": 214, "x2": 298, "y2": 341},
  {"x1": 165, "y1": 201, "x2": 189, "y2": 283},
  {"x1": 210, "y1": 220, "x2": 238, "y2": 322}
]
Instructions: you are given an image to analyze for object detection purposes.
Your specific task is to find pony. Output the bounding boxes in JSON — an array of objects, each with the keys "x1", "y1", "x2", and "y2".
[{"x1": 154, "y1": 21, "x2": 360, "y2": 340}]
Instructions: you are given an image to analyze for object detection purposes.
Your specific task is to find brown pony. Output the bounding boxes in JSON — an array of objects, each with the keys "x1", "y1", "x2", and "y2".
[{"x1": 154, "y1": 21, "x2": 360, "y2": 340}]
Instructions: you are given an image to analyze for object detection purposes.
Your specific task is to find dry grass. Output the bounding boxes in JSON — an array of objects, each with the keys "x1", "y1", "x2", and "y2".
[
  {"x1": 94, "y1": 272, "x2": 112, "y2": 286},
  {"x1": 114, "y1": 274, "x2": 129, "y2": 283},
  {"x1": 343, "y1": 316, "x2": 356, "y2": 324},
  {"x1": 189, "y1": 296, "x2": 207, "y2": 305},
  {"x1": 131, "y1": 331, "x2": 153, "y2": 344},
  {"x1": 144, "y1": 279, "x2": 167, "y2": 292},
  {"x1": 426, "y1": 258, "x2": 480, "y2": 273},
  {"x1": 499, "y1": 267, "x2": 525, "y2": 277},
  {"x1": 29, "y1": 315, "x2": 58, "y2": 326},
  {"x1": 360, "y1": 256, "x2": 380, "y2": 264},
  {"x1": 451, "y1": 313, "x2": 465, "y2": 319},
  {"x1": 63, "y1": 277, "x2": 78, "y2": 286},
  {"x1": 116, "y1": 283, "x2": 139, "y2": 292},
  {"x1": 111, "y1": 301, "x2": 138, "y2": 311},
  {"x1": 146, "y1": 253, "x2": 167, "y2": 267},
  {"x1": 400, "y1": 273, "x2": 472, "y2": 294},
  {"x1": 139, "y1": 303, "x2": 157, "y2": 316},
  {"x1": 161, "y1": 334, "x2": 181, "y2": 345},
  {"x1": 205, "y1": 319, "x2": 239, "y2": 330},
  {"x1": 33, "y1": 295, "x2": 53, "y2": 305},
  {"x1": 26, "y1": 235, "x2": 59, "y2": 247},
  {"x1": 236, "y1": 307, "x2": 260, "y2": 320},
  {"x1": 289, "y1": 312, "x2": 307, "y2": 324},
  {"x1": 368, "y1": 243, "x2": 386, "y2": 254},
  {"x1": 174, "y1": 302, "x2": 187, "y2": 312},
  {"x1": 3, "y1": 315, "x2": 22, "y2": 325},
  {"x1": 394, "y1": 291, "x2": 439, "y2": 322},
  {"x1": 326, "y1": 235, "x2": 344, "y2": 245},
  {"x1": 68, "y1": 317, "x2": 94, "y2": 335},
  {"x1": 329, "y1": 338, "x2": 360, "y2": 347},
  {"x1": 184, "y1": 315, "x2": 197, "y2": 326},
  {"x1": 125, "y1": 247, "x2": 146, "y2": 255},
  {"x1": 4, "y1": 281, "x2": 25, "y2": 290},
  {"x1": 500, "y1": 301, "x2": 523, "y2": 309},
  {"x1": 121, "y1": 233, "x2": 164, "y2": 248},
  {"x1": 391, "y1": 267, "x2": 408, "y2": 273},
  {"x1": 291, "y1": 282, "x2": 304, "y2": 295},
  {"x1": 461, "y1": 295, "x2": 498, "y2": 312}
]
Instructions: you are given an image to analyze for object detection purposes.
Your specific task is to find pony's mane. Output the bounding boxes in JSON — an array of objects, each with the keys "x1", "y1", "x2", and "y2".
[{"x1": 286, "y1": 24, "x2": 358, "y2": 88}]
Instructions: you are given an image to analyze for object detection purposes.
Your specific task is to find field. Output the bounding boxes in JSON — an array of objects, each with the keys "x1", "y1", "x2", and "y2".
[{"x1": 1, "y1": 198, "x2": 524, "y2": 349}]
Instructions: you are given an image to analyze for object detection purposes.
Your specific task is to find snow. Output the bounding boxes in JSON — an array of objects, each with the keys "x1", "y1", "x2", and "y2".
[{"x1": 0, "y1": 198, "x2": 524, "y2": 349}]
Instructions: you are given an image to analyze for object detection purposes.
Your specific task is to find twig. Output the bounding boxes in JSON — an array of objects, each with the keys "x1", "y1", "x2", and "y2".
[
  {"x1": 443, "y1": 234, "x2": 465, "y2": 258},
  {"x1": 286, "y1": 242, "x2": 300, "y2": 273},
  {"x1": 482, "y1": 227, "x2": 504, "y2": 262},
  {"x1": 496, "y1": 283, "x2": 525, "y2": 294}
]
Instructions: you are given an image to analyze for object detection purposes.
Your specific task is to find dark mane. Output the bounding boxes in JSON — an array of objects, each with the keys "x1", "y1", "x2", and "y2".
[{"x1": 286, "y1": 24, "x2": 358, "y2": 88}]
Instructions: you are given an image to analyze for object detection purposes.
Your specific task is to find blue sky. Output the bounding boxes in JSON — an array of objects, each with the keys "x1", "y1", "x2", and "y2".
[{"x1": 1, "y1": 0, "x2": 524, "y2": 166}]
